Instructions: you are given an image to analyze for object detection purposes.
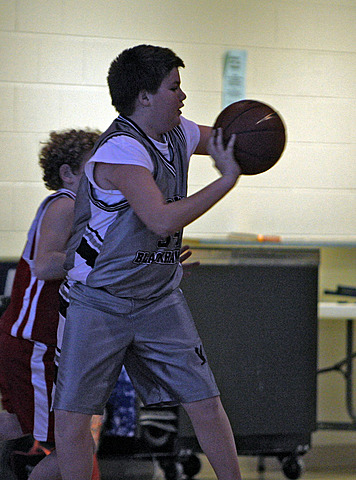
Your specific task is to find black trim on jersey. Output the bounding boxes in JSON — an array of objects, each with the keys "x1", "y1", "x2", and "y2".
[
  {"x1": 166, "y1": 128, "x2": 187, "y2": 194},
  {"x1": 167, "y1": 124, "x2": 187, "y2": 149},
  {"x1": 88, "y1": 182, "x2": 130, "y2": 212},
  {"x1": 47, "y1": 190, "x2": 76, "y2": 202},
  {"x1": 94, "y1": 130, "x2": 138, "y2": 151},
  {"x1": 59, "y1": 292, "x2": 69, "y2": 317},
  {"x1": 120, "y1": 115, "x2": 177, "y2": 177},
  {"x1": 41, "y1": 190, "x2": 76, "y2": 209},
  {"x1": 91, "y1": 129, "x2": 152, "y2": 175},
  {"x1": 86, "y1": 223, "x2": 104, "y2": 244},
  {"x1": 76, "y1": 236, "x2": 99, "y2": 268},
  {"x1": 92, "y1": 117, "x2": 158, "y2": 180},
  {"x1": 74, "y1": 223, "x2": 103, "y2": 268}
]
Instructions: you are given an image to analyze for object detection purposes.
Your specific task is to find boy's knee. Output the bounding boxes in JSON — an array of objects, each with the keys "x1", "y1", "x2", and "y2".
[
  {"x1": 182, "y1": 395, "x2": 222, "y2": 419},
  {"x1": 54, "y1": 410, "x2": 92, "y2": 440},
  {"x1": 54, "y1": 409, "x2": 96, "y2": 456}
]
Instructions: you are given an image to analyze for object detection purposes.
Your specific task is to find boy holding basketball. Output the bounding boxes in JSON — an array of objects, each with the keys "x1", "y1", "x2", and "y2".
[{"x1": 53, "y1": 44, "x2": 242, "y2": 480}]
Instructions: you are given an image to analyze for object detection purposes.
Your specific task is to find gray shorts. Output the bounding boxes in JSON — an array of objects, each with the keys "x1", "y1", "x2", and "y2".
[{"x1": 53, "y1": 283, "x2": 219, "y2": 415}]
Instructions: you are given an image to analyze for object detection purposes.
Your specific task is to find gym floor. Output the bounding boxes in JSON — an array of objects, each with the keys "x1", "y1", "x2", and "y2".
[{"x1": 98, "y1": 454, "x2": 356, "y2": 480}]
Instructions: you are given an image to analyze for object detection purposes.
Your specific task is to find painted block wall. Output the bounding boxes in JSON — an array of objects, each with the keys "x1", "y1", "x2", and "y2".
[
  {"x1": 0, "y1": 0, "x2": 355, "y2": 451},
  {"x1": 0, "y1": 0, "x2": 355, "y2": 254}
]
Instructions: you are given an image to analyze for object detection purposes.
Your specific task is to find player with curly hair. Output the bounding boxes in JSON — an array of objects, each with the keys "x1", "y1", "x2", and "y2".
[
  {"x1": 0, "y1": 128, "x2": 101, "y2": 479},
  {"x1": 39, "y1": 130, "x2": 100, "y2": 191}
]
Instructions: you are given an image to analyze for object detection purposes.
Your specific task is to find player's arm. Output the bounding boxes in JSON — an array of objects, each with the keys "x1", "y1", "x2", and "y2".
[
  {"x1": 95, "y1": 130, "x2": 240, "y2": 238},
  {"x1": 33, "y1": 196, "x2": 75, "y2": 280},
  {"x1": 194, "y1": 125, "x2": 213, "y2": 155}
]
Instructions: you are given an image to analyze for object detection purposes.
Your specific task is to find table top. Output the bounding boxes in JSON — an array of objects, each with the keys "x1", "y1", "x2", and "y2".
[
  {"x1": 318, "y1": 302, "x2": 356, "y2": 319},
  {"x1": 183, "y1": 236, "x2": 356, "y2": 249}
]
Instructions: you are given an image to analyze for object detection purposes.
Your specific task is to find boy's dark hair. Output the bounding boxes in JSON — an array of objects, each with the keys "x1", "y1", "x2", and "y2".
[
  {"x1": 108, "y1": 44, "x2": 185, "y2": 116},
  {"x1": 39, "y1": 128, "x2": 100, "y2": 191}
]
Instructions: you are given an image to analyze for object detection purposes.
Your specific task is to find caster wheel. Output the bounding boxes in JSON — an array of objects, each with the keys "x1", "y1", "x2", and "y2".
[
  {"x1": 159, "y1": 459, "x2": 183, "y2": 480},
  {"x1": 281, "y1": 455, "x2": 304, "y2": 480},
  {"x1": 257, "y1": 456, "x2": 266, "y2": 473},
  {"x1": 181, "y1": 454, "x2": 201, "y2": 478}
]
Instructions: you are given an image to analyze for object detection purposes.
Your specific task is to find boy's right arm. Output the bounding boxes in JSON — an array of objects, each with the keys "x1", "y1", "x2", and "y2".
[{"x1": 94, "y1": 130, "x2": 240, "y2": 238}]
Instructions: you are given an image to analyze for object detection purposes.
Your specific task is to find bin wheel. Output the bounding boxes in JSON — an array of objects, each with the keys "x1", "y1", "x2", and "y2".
[
  {"x1": 159, "y1": 458, "x2": 183, "y2": 480},
  {"x1": 280, "y1": 455, "x2": 304, "y2": 480},
  {"x1": 180, "y1": 453, "x2": 201, "y2": 478}
]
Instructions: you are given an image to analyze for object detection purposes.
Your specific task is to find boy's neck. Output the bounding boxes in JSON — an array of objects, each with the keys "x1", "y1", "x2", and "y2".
[{"x1": 127, "y1": 112, "x2": 164, "y2": 143}]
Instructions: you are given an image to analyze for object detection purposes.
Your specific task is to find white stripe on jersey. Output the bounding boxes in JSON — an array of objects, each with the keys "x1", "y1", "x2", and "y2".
[
  {"x1": 10, "y1": 277, "x2": 44, "y2": 337},
  {"x1": 22, "y1": 279, "x2": 45, "y2": 339},
  {"x1": 31, "y1": 342, "x2": 50, "y2": 442}
]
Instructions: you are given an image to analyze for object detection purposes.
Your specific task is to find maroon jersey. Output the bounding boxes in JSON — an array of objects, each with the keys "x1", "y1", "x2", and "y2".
[{"x1": 0, "y1": 189, "x2": 75, "y2": 345}]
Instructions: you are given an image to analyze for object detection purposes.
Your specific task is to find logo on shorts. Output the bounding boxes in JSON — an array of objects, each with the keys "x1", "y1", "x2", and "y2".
[{"x1": 195, "y1": 345, "x2": 206, "y2": 365}]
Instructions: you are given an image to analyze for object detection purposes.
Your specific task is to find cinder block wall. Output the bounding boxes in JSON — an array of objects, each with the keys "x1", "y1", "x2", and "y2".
[{"x1": 1, "y1": 0, "x2": 355, "y2": 253}]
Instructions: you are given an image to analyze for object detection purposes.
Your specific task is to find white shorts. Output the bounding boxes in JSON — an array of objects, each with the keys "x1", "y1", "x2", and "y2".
[{"x1": 53, "y1": 283, "x2": 219, "y2": 415}]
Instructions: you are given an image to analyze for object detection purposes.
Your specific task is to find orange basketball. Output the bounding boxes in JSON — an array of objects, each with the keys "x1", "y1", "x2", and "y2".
[{"x1": 214, "y1": 100, "x2": 286, "y2": 175}]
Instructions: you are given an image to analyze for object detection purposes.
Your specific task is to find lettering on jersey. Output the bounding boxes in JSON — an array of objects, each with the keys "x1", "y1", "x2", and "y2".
[
  {"x1": 157, "y1": 230, "x2": 182, "y2": 249},
  {"x1": 166, "y1": 195, "x2": 184, "y2": 203},
  {"x1": 133, "y1": 249, "x2": 181, "y2": 265},
  {"x1": 133, "y1": 195, "x2": 184, "y2": 265},
  {"x1": 156, "y1": 196, "x2": 184, "y2": 249}
]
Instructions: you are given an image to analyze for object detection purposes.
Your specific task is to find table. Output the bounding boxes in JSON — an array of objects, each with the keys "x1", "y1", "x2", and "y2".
[{"x1": 317, "y1": 302, "x2": 356, "y2": 430}]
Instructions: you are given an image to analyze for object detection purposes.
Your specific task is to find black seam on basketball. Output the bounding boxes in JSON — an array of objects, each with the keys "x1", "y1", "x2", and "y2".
[
  {"x1": 235, "y1": 145, "x2": 278, "y2": 156},
  {"x1": 220, "y1": 104, "x2": 266, "y2": 131},
  {"x1": 234, "y1": 128, "x2": 284, "y2": 134}
]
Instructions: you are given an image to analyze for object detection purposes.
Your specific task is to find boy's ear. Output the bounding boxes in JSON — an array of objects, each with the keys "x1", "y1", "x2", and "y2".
[
  {"x1": 59, "y1": 163, "x2": 74, "y2": 183},
  {"x1": 138, "y1": 90, "x2": 151, "y2": 107}
]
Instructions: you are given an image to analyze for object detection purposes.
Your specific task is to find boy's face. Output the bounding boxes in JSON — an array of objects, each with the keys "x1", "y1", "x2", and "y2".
[{"x1": 148, "y1": 67, "x2": 186, "y2": 136}]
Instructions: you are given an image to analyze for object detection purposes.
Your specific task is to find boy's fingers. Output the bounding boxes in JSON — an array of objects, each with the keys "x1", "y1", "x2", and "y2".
[{"x1": 227, "y1": 133, "x2": 236, "y2": 149}]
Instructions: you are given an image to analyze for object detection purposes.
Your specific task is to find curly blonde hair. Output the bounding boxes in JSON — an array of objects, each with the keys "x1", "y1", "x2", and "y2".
[{"x1": 38, "y1": 128, "x2": 101, "y2": 190}]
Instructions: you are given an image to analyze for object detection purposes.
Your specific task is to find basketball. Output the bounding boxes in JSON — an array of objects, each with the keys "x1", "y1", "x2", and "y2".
[{"x1": 213, "y1": 99, "x2": 286, "y2": 175}]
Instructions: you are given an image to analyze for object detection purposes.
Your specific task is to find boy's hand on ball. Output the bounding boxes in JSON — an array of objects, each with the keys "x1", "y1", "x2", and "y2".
[{"x1": 208, "y1": 129, "x2": 241, "y2": 180}]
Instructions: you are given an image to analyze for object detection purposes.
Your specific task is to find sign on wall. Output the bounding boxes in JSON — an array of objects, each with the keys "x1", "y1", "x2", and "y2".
[{"x1": 222, "y1": 50, "x2": 247, "y2": 109}]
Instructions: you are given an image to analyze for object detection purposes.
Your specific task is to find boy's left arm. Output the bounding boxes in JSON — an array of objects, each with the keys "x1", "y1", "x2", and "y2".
[
  {"x1": 194, "y1": 125, "x2": 213, "y2": 155},
  {"x1": 180, "y1": 245, "x2": 200, "y2": 279},
  {"x1": 33, "y1": 196, "x2": 75, "y2": 280}
]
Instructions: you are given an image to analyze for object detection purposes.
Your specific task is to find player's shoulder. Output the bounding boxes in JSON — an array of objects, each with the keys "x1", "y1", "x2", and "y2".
[
  {"x1": 179, "y1": 116, "x2": 199, "y2": 134},
  {"x1": 177, "y1": 117, "x2": 200, "y2": 155},
  {"x1": 44, "y1": 190, "x2": 75, "y2": 215},
  {"x1": 92, "y1": 134, "x2": 147, "y2": 158},
  {"x1": 48, "y1": 189, "x2": 76, "y2": 201}
]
